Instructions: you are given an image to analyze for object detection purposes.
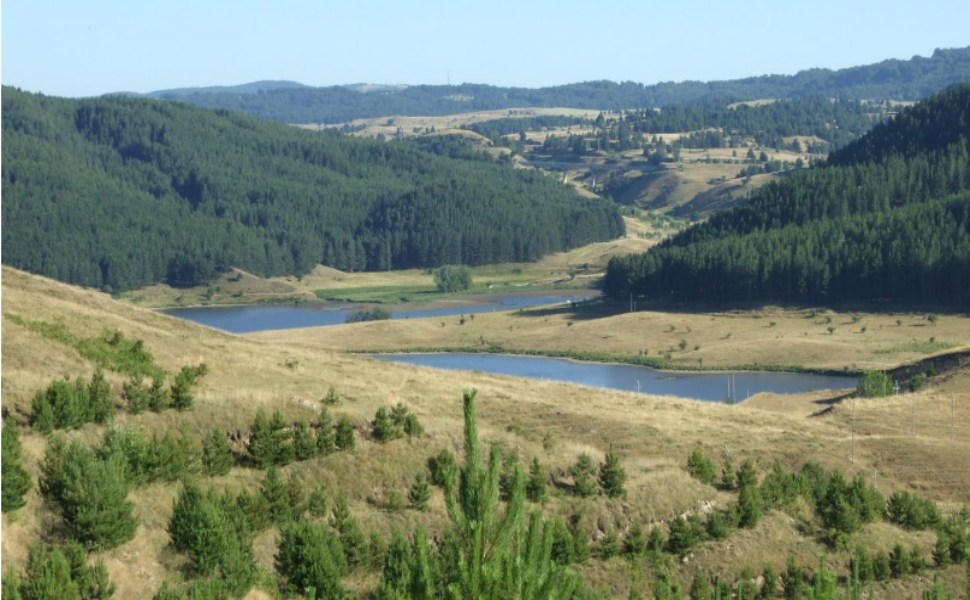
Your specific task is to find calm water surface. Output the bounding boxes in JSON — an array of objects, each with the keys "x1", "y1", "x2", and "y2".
[
  {"x1": 374, "y1": 353, "x2": 856, "y2": 402},
  {"x1": 162, "y1": 292, "x2": 596, "y2": 333}
]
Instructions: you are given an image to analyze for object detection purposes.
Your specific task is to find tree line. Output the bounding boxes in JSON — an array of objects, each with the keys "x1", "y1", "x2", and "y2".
[
  {"x1": 1, "y1": 87, "x2": 623, "y2": 292},
  {"x1": 604, "y1": 83, "x2": 970, "y2": 307},
  {"x1": 140, "y1": 48, "x2": 970, "y2": 123}
]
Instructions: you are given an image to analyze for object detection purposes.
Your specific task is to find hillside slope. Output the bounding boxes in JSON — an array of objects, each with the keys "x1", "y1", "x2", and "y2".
[
  {"x1": 3, "y1": 267, "x2": 969, "y2": 598},
  {"x1": 1, "y1": 88, "x2": 623, "y2": 292},
  {"x1": 604, "y1": 83, "x2": 970, "y2": 307}
]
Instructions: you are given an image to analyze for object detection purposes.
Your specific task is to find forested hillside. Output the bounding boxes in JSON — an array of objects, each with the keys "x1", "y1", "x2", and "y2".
[
  {"x1": 141, "y1": 47, "x2": 970, "y2": 123},
  {"x1": 1, "y1": 88, "x2": 623, "y2": 292},
  {"x1": 603, "y1": 83, "x2": 970, "y2": 307}
]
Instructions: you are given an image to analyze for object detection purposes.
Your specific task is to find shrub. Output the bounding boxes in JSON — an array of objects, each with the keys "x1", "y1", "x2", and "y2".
[
  {"x1": 886, "y1": 490, "x2": 942, "y2": 529},
  {"x1": 409, "y1": 472, "x2": 431, "y2": 511},
  {"x1": 275, "y1": 518, "x2": 348, "y2": 598},
  {"x1": 686, "y1": 448, "x2": 717, "y2": 485},
  {"x1": 44, "y1": 441, "x2": 136, "y2": 549},
  {"x1": 2, "y1": 420, "x2": 32, "y2": 513},
  {"x1": 598, "y1": 448, "x2": 626, "y2": 498},
  {"x1": 857, "y1": 370, "x2": 894, "y2": 397},
  {"x1": 292, "y1": 419, "x2": 318, "y2": 461},
  {"x1": 666, "y1": 515, "x2": 695, "y2": 556},
  {"x1": 570, "y1": 454, "x2": 598, "y2": 498},
  {"x1": 345, "y1": 307, "x2": 392, "y2": 323},
  {"x1": 335, "y1": 416, "x2": 355, "y2": 451},
  {"x1": 434, "y1": 265, "x2": 472, "y2": 293},
  {"x1": 202, "y1": 429, "x2": 233, "y2": 477},
  {"x1": 525, "y1": 457, "x2": 547, "y2": 503},
  {"x1": 428, "y1": 448, "x2": 456, "y2": 487}
]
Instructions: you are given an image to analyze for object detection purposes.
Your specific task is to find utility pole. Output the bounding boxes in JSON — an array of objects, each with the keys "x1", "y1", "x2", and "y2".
[{"x1": 872, "y1": 465, "x2": 877, "y2": 493}]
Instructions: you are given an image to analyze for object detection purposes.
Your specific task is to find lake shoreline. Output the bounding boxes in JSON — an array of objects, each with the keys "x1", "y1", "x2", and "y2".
[{"x1": 358, "y1": 347, "x2": 863, "y2": 378}]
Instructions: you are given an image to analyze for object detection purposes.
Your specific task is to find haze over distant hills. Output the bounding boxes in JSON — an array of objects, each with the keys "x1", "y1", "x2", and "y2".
[{"x1": 129, "y1": 47, "x2": 970, "y2": 123}]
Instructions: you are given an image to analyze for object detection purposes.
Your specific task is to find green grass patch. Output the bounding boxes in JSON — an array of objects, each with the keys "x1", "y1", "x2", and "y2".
[
  {"x1": 872, "y1": 340, "x2": 954, "y2": 355},
  {"x1": 4, "y1": 313, "x2": 165, "y2": 379}
]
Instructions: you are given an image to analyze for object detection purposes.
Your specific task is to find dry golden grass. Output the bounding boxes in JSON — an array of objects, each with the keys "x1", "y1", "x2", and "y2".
[
  {"x1": 256, "y1": 301, "x2": 970, "y2": 373},
  {"x1": 120, "y1": 267, "x2": 315, "y2": 308},
  {"x1": 296, "y1": 107, "x2": 600, "y2": 140},
  {"x1": 3, "y1": 266, "x2": 968, "y2": 598}
]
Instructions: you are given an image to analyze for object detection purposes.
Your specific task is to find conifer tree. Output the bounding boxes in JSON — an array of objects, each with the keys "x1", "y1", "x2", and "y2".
[
  {"x1": 169, "y1": 480, "x2": 206, "y2": 554},
  {"x1": 29, "y1": 390, "x2": 55, "y2": 433},
  {"x1": 88, "y1": 368, "x2": 115, "y2": 423},
  {"x1": 409, "y1": 528, "x2": 435, "y2": 600},
  {"x1": 409, "y1": 472, "x2": 431, "y2": 511},
  {"x1": 247, "y1": 410, "x2": 274, "y2": 468},
  {"x1": 375, "y1": 532, "x2": 412, "y2": 600},
  {"x1": 526, "y1": 456, "x2": 547, "y2": 503},
  {"x1": 122, "y1": 377, "x2": 149, "y2": 415},
  {"x1": 56, "y1": 443, "x2": 137, "y2": 549},
  {"x1": 19, "y1": 544, "x2": 79, "y2": 600},
  {"x1": 307, "y1": 484, "x2": 329, "y2": 518},
  {"x1": 287, "y1": 472, "x2": 308, "y2": 520},
  {"x1": 2, "y1": 420, "x2": 33, "y2": 512},
  {"x1": 202, "y1": 428, "x2": 233, "y2": 476},
  {"x1": 599, "y1": 447, "x2": 626, "y2": 498},
  {"x1": 335, "y1": 415, "x2": 355, "y2": 451},
  {"x1": 666, "y1": 516, "x2": 695, "y2": 557},
  {"x1": 292, "y1": 419, "x2": 317, "y2": 461},
  {"x1": 147, "y1": 376, "x2": 168, "y2": 412},
  {"x1": 261, "y1": 466, "x2": 291, "y2": 523},
  {"x1": 599, "y1": 529, "x2": 619, "y2": 559},
  {"x1": 269, "y1": 410, "x2": 294, "y2": 465},
  {"x1": 330, "y1": 495, "x2": 368, "y2": 569},
  {"x1": 316, "y1": 407, "x2": 337, "y2": 455},
  {"x1": 275, "y1": 518, "x2": 349, "y2": 599},
  {"x1": 498, "y1": 448, "x2": 521, "y2": 501},
  {"x1": 429, "y1": 448, "x2": 457, "y2": 487},
  {"x1": 570, "y1": 453, "x2": 598, "y2": 498},
  {"x1": 623, "y1": 522, "x2": 647, "y2": 558},
  {"x1": 169, "y1": 370, "x2": 193, "y2": 411},
  {"x1": 372, "y1": 407, "x2": 401, "y2": 442}
]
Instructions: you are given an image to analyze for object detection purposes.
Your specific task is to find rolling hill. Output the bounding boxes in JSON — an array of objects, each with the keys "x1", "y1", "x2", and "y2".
[
  {"x1": 134, "y1": 47, "x2": 970, "y2": 124},
  {"x1": 1, "y1": 87, "x2": 623, "y2": 292},
  {"x1": 604, "y1": 83, "x2": 970, "y2": 307}
]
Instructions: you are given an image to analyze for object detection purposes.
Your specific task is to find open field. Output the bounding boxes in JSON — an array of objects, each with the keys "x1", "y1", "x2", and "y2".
[
  {"x1": 253, "y1": 300, "x2": 970, "y2": 374},
  {"x1": 296, "y1": 107, "x2": 601, "y2": 140},
  {"x1": 4, "y1": 266, "x2": 969, "y2": 597}
]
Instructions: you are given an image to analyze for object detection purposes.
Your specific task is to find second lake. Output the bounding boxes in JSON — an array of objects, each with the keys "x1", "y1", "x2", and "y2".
[{"x1": 374, "y1": 353, "x2": 857, "y2": 403}]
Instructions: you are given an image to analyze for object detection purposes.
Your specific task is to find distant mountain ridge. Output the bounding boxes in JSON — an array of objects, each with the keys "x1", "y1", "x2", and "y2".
[
  {"x1": 144, "y1": 80, "x2": 310, "y2": 97},
  {"x1": 132, "y1": 47, "x2": 970, "y2": 123}
]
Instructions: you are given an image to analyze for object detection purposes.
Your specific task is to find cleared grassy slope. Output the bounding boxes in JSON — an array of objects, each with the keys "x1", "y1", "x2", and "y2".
[{"x1": 2, "y1": 266, "x2": 968, "y2": 598}]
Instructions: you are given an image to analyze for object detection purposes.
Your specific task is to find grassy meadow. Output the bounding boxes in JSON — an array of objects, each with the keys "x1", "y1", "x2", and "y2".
[{"x1": 3, "y1": 265, "x2": 970, "y2": 598}]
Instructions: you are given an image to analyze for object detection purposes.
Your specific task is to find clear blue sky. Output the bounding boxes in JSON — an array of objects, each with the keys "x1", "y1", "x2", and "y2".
[{"x1": 3, "y1": 0, "x2": 969, "y2": 98}]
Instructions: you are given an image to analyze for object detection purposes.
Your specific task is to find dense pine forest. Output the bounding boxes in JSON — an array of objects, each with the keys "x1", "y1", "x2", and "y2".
[
  {"x1": 1, "y1": 87, "x2": 623, "y2": 292},
  {"x1": 603, "y1": 83, "x2": 970, "y2": 307},
  {"x1": 139, "y1": 47, "x2": 970, "y2": 123}
]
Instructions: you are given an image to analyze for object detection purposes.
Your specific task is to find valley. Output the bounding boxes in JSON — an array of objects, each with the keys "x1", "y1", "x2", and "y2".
[{"x1": 3, "y1": 46, "x2": 970, "y2": 600}]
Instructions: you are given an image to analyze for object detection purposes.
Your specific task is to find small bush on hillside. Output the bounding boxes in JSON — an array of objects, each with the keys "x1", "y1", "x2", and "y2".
[
  {"x1": 2, "y1": 420, "x2": 32, "y2": 513},
  {"x1": 686, "y1": 447, "x2": 717, "y2": 485},
  {"x1": 857, "y1": 370, "x2": 894, "y2": 397}
]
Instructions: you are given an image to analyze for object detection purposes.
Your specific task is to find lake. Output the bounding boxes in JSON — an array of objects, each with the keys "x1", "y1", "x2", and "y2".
[
  {"x1": 162, "y1": 291, "x2": 597, "y2": 333},
  {"x1": 373, "y1": 353, "x2": 856, "y2": 402}
]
